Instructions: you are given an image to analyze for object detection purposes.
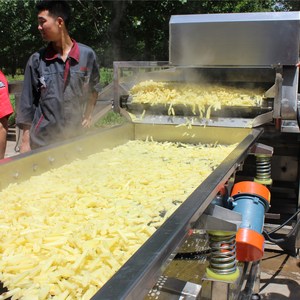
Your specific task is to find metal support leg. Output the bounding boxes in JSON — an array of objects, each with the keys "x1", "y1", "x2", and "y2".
[
  {"x1": 238, "y1": 261, "x2": 260, "y2": 300},
  {"x1": 211, "y1": 281, "x2": 230, "y2": 300}
]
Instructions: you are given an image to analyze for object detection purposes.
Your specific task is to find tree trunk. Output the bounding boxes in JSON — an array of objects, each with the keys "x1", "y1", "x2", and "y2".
[{"x1": 111, "y1": 1, "x2": 128, "y2": 61}]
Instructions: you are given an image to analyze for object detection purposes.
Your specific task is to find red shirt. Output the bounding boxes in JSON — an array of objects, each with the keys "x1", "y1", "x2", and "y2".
[{"x1": 0, "y1": 71, "x2": 13, "y2": 119}]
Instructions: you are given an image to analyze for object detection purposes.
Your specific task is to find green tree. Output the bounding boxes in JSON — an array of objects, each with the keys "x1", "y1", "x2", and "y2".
[
  {"x1": 0, "y1": 0, "x2": 292, "y2": 75},
  {"x1": 68, "y1": 1, "x2": 112, "y2": 66},
  {"x1": 0, "y1": 0, "x2": 39, "y2": 76},
  {"x1": 103, "y1": 0, "x2": 285, "y2": 63},
  {"x1": 281, "y1": 0, "x2": 300, "y2": 11}
]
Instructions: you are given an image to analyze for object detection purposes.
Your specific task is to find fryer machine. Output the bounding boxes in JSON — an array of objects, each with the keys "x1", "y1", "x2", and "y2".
[
  {"x1": 108, "y1": 11, "x2": 300, "y2": 299},
  {"x1": 0, "y1": 11, "x2": 300, "y2": 300},
  {"x1": 116, "y1": 11, "x2": 300, "y2": 131}
]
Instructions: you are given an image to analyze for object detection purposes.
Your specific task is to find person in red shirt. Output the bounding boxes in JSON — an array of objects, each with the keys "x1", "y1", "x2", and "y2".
[{"x1": 0, "y1": 70, "x2": 14, "y2": 159}]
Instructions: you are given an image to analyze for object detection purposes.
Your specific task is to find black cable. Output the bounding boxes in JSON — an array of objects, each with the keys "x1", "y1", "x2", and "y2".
[
  {"x1": 267, "y1": 208, "x2": 300, "y2": 234},
  {"x1": 263, "y1": 215, "x2": 300, "y2": 244}
]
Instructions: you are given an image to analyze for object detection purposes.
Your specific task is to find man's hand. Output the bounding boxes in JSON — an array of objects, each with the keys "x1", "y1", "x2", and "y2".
[
  {"x1": 82, "y1": 116, "x2": 92, "y2": 128},
  {"x1": 82, "y1": 91, "x2": 97, "y2": 128}
]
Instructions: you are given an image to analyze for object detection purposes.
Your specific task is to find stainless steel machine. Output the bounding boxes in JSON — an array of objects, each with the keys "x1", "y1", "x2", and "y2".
[
  {"x1": 1, "y1": 11, "x2": 300, "y2": 300},
  {"x1": 106, "y1": 11, "x2": 300, "y2": 299}
]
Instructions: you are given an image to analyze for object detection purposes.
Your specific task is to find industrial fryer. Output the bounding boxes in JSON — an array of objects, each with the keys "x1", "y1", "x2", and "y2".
[
  {"x1": 0, "y1": 124, "x2": 262, "y2": 300},
  {"x1": 1, "y1": 11, "x2": 300, "y2": 300},
  {"x1": 107, "y1": 11, "x2": 300, "y2": 299}
]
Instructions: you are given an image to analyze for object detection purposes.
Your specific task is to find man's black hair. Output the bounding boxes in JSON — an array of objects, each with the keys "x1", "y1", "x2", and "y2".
[{"x1": 36, "y1": 0, "x2": 71, "y2": 29}]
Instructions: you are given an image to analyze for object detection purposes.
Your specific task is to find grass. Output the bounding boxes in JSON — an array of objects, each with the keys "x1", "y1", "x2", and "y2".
[
  {"x1": 100, "y1": 68, "x2": 113, "y2": 86},
  {"x1": 6, "y1": 75, "x2": 24, "y2": 82},
  {"x1": 94, "y1": 111, "x2": 127, "y2": 128},
  {"x1": 8, "y1": 95, "x2": 16, "y2": 126}
]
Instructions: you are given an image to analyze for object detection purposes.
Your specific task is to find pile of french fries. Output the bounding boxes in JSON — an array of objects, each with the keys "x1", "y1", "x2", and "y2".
[
  {"x1": 0, "y1": 140, "x2": 236, "y2": 299},
  {"x1": 130, "y1": 80, "x2": 264, "y2": 117}
]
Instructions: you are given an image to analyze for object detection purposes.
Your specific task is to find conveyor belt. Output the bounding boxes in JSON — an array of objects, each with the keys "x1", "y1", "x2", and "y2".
[
  {"x1": 0, "y1": 124, "x2": 263, "y2": 299},
  {"x1": 123, "y1": 102, "x2": 272, "y2": 118}
]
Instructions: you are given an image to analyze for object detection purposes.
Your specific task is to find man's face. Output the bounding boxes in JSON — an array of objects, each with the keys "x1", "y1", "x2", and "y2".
[{"x1": 37, "y1": 10, "x2": 61, "y2": 42}]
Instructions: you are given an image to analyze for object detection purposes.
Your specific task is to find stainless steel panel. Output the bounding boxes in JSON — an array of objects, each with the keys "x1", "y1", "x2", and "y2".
[
  {"x1": 0, "y1": 124, "x2": 135, "y2": 190},
  {"x1": 134, "y1": 124, "x2": 254, "y2": 145},
  {"x1": 169, "y1": 12, "x2": 300, "y2": 66},
  {"x1": 128, "y1": 114, "x2": 273, "y2": 129},
  {"x1": 114, "y1": 62, "x2": 276, "y2": 128},
  {"x1": 271, "y1": 155, "x2": 298, "y2": 182},
  {"x1": 281, "y1": 67, "x2": 299, "y2": 119}
]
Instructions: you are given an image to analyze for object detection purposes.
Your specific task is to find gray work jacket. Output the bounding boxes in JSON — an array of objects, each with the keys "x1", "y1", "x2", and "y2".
[{"x1": 17, "y1": 40, "x2": 99, "y2": 148}]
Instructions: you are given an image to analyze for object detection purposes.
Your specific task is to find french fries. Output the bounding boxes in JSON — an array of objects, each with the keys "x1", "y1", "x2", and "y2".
[
  {"x1": 130, "y1": 80, "x2": 264, "y2": 118},
  {"x1": 0, "y1": 140, "x2": 236, "y2": 299}
]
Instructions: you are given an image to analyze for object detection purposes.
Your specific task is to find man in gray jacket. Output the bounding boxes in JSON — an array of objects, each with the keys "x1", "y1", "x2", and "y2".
[{"x1": 17, "y1": 0, "x2": 99, "y2": 152}]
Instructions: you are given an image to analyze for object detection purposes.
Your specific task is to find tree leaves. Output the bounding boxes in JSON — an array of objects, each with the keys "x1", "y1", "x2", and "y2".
[{"x1": 0, "y1": 0, "x2": 294, "y2": 76}]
